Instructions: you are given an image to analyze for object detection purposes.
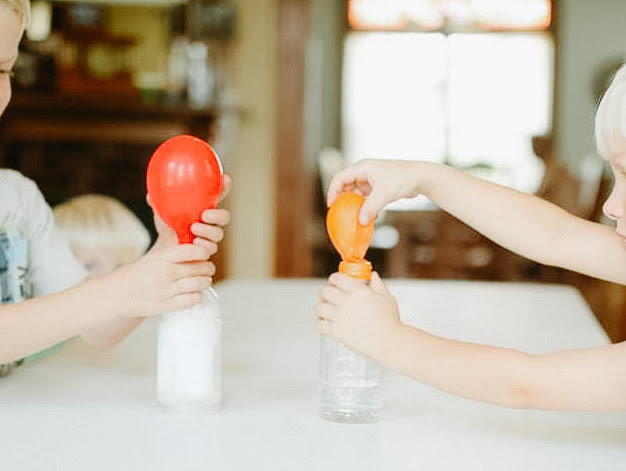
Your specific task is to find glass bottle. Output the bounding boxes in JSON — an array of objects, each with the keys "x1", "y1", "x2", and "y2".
[
  {"x1": 320, "y1": 261, "x2": 384, "y2": 423},
  {"x1": 157, "y1": 288, "x2": 222, "y2": 413}
]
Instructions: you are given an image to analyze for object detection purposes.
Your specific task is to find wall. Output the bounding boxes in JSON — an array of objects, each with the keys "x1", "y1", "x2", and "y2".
[
  {"x1": 109, "y1": 5, "x2": 170, "y2": 87},
  {"x1": 304, "y1": 0, "x2": 342, "y2": 160},
  {"x1": 225, "y1": 0, "x2": 277, "y2": 278},
  {"x1": 108, "y1": 1, "x2": 278, "y2": 279},
  {"x1": 556, "y1": 0, "x2": 626, "y2": 173}
]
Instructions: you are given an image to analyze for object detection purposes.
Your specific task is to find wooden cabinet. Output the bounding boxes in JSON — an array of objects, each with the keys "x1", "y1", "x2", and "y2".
[
  {"x1": 386, "y1": 211, "x2": 541, "y2": 281},
  {"x1": 0, "y1": 92, "x2": 228, "y2": 280}
]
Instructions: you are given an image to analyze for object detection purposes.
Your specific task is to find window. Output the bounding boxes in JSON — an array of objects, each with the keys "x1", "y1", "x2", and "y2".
[
  {"x1": 348, "y1": 0, "x2": 551, "y2": 31},
  {"x1": 342, "y1": 0, "x2": 553, "y2": 209}
]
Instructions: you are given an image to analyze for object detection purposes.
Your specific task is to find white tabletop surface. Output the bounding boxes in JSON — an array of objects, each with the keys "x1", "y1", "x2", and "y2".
[{"x1": 2, "y1": 279, "x2": 625, "y2": 470}]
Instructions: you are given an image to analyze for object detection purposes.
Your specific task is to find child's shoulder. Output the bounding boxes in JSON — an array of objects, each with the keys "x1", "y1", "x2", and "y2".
[
  {"x1": 0, "y1": 169, "x2": 39, "y2": 200},
  {"x1": 0, "y1": 170, "x2": 48, "y2": 231}
]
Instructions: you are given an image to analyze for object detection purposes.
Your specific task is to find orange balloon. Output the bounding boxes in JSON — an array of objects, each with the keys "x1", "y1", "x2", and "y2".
[{"x1": 326, "y1": 192, "x2": 374, "y2": 263}]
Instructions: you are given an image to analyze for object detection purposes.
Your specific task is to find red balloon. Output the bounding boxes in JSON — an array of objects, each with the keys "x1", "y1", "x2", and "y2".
[{"x1": 147, "y1": 135, "x2": 224, "y2": 244}]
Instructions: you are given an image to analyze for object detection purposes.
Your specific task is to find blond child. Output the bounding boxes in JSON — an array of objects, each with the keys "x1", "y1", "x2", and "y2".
[
  {"x1": 54, "y1": 194, "x2": 151, "y2": 278},
  {"x1": 0, "y1": 0, "x2": 230, "y2": 369},
  {"x1": 316, "y1": 64, "x2": 626, "y2": 411}
]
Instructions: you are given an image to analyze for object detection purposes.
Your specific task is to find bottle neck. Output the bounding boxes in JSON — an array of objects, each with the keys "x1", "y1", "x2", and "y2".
[{"x1": 338, "y1": 260, "x2": 372, "y2": 281}]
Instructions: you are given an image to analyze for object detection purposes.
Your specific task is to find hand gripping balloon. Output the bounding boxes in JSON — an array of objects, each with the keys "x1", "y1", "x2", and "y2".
[
  {"x1": 326, "y1": 192, "x2": 374, "y2": 281},
  {"x1": 147, "y1": 135, "x2": 224, "y2": 244}
]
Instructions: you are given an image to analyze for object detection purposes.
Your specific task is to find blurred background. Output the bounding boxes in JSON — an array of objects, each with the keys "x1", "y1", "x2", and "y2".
[{"x1": 2, "y1": 0, "x2": 626, "y2": 339}]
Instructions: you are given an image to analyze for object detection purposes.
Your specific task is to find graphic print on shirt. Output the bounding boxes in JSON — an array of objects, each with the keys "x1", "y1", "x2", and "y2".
[{"x1": 0, "y1": 231, "x2": 30, "y2": 376}]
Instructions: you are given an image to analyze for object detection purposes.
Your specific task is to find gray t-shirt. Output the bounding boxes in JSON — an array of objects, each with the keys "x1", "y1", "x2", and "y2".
[{"x1": 0, "y1": 170, "x2": 87, "y2": 374}]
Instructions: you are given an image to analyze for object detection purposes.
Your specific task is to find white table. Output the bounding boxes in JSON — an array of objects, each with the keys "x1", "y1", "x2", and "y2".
[{"x1": 2, "y1": 279, "x2": 626, "y2": 470}]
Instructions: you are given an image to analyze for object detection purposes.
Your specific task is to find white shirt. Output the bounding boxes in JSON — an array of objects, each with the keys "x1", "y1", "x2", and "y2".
[{"x1": 0, "y1": 169, "x2": 86, "y2": 301}]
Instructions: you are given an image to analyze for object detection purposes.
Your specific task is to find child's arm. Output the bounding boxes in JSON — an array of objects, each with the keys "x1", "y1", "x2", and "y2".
[
  {"x1": 79, "y1": 180, "x2": 231, "y2": 350},
  {"x1": 316, "y1": 273, "x2": 626, "y2": 411},
  {"x1": 77, "y1": 211, "x2": 228, "y2": 350},
  {"x1": 0, "y1": 244, "x2": 213, "y2": 363},
  {"x1": 328, "y1": 160, "x2": 626, "y2": 285},
  {"x1": 389, "y1": 328, "x2": 626, "y2": 410}
]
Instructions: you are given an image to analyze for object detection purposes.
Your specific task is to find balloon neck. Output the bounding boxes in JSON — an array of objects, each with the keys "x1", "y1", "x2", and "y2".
[
  {"x1": 336, "y1": 248, "x2": 368, "y2": 263},
  {"x1": 177, "y1": 229, "x2": 194, "y2": 244},
  {"x1": 339, "y1": 260, "x2": 372, "y2": 281}
]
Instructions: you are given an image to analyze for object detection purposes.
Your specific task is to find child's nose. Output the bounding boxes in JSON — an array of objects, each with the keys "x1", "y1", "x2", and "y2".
[{"x1": 603, "y1": 190, "x2": 623, "y2": 221}]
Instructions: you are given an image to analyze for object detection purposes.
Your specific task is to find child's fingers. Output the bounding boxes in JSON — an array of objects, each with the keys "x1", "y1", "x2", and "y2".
[
  {"x1": 327, "y1": 166, "x2": 367, "y2": 206},
  {"x1": 165, "y1": 244, "x2": 211, "y2": 263},
  {"x1": 359, "y1": 189, "x2": 387, "y2": 225},
  {"x1": 173, "y1": 261, "x2": 215, "y2": 280},
  {"x1": 173, "y1": 276, "x2": 213, "y2": 295},
  {"x1": 201, "y1": 208, "x2": 230, "y2": 226},
  {"x1": 169, "y1": 292, "x2": 203, "y2": 310},
  {"x1": 192, "y1": 238, "x2": 218, "y2": 256},
  {"x1": 320, "y1": 286, "x2": 344, "y2": 306},
  {"x1": 353, "y1": 186, "x2": 365, "y2": 196},
  {"x1": 328, "y1": 272, "x2": 363, "y2": 293},
  {"x1": 344, "y1": 183, "x2": 356, "y2": 194},
  {"x1": 314, "y1": 302, "x2": 334, "y2": 321},
  {"x1": 316, "y1": 319, "x2": 333, "y2": 336},
  {"x1": 191, "y1": 222, "x2": 224, "y2": 242},
  {"x1": 355, "y1": 179, "x2": 372, "y2": 195},
  {"x1": 146, "y1": 196, "x2": 164, "y2": 224},
  {"x1": 369, "y1": 271, "x2": 390, "y2": 295}
]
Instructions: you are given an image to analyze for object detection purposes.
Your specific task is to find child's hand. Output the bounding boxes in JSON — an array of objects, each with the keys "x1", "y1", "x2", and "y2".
[
  {"x1": 148, "y1": 175, "x2": 232, "y2": 254},
  {"x1": 104, "y1": 244, "x2": 215, "y2": 318},
  {"x1": 314, "y1": 272, "x2": 402, "y2": 361},
  {"x1": 327, "y1": 160, "x2": 427, "y2": 225}
]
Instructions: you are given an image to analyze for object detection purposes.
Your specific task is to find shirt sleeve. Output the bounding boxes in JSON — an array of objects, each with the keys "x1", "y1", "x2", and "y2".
[{"x1": 17, "y1": 175, "x2": 87, "y2": 297}]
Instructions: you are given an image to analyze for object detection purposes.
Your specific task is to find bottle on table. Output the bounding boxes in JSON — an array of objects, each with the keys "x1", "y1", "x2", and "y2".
[
  {"x1": 320, "y1": 192, "x2": 384, "y2": 423},
  {"x1": 157, "y1": 288, "x2": 222, "y2": 413},
  {"x1": 146, "y1": 135, "x2": 225, "y2": 414}
]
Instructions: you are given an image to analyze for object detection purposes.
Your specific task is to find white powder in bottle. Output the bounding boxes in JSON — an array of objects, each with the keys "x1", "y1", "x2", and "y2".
[{"x1": 157, "y1": 288, "x2": 222, "y2": 413}]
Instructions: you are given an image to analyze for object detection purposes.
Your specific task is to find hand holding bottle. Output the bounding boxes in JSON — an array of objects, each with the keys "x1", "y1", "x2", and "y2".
[
  {"x1": 315, "y1": 272, "x2": 401, "y2": 362},
  {"x1": 101, "y1": 244, "x2": 214, "y2": 319}
]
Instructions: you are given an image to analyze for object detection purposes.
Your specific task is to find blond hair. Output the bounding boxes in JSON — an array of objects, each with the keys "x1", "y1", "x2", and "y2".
[
  {"x1": 595, "y1": 63, "x2": 626, "y2": 160},
  {"x1": 53, "y1": 194, "x2": 151, "y2": 258},
  {"x1": 1, "y1": 0, "x2": 30, "y2": 27}
]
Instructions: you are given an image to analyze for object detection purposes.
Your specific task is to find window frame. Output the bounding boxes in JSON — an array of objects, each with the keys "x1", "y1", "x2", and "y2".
[
  {"x1": 345, "y1": 0, "x2": 554, "y2": 34},
  {"x1": 339, "y1": 0, "x2": 559, "y2": 168}
]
